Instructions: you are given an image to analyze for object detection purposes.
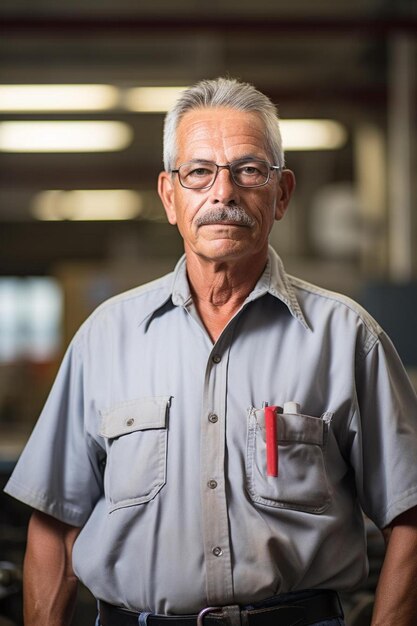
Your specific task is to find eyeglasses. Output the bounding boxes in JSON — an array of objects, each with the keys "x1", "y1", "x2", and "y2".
[{"x1": 171, "y1": 159, "x2": 281, "y2": 190}]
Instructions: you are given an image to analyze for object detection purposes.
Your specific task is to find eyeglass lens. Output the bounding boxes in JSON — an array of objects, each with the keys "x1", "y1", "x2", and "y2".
[{"x1": 178, "y1": 160, "x2": 271, "y2": 189}]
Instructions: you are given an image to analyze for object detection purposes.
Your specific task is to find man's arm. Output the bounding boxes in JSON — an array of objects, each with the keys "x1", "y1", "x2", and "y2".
[
  {"x1": 371, "y1": 504, "x2": 417, "y2": 625},
  {"x1": 23, "y1": 510, "x2": 81, "y2": 626}
]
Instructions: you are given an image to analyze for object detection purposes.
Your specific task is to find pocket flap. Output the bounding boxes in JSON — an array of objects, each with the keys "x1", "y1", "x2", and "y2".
[
  {"x1": 254, "y1": 408, "x2": 329, "y2": 446},
  {"x1": 279, "y1": 413, "x2": 325, "y2": 445},
  {"x1": 99, "y1": 396, "x2": 171, "y2": 439}
]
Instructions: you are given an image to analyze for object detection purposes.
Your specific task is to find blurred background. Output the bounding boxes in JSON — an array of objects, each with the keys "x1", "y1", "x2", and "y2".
[{"x1": 0, "y1": 1, "x2": 416, "y2": 625}]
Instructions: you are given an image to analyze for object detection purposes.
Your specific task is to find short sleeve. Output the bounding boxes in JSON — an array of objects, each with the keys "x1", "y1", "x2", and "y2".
[
  {"x1": 348, "y1": 330, "x2": 417, "y2": 528},
  {"x1": 4, "y1": 335, "x2": 104, "y2": 527}
]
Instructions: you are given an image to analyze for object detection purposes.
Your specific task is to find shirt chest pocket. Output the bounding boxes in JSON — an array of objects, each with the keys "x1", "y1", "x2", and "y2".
[
  {"x1": 246, "y1": 407, "x2": 332, "y2": 514},
  {"x1": 99, "y1": 396, "x2": 170, "y2": 512}
]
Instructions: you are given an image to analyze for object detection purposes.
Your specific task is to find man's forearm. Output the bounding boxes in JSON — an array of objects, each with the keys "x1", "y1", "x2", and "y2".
[
  {"x1": 371, "y1": 505, "x2": 417, "y2": 626},
  {"x1": 23, "y1": 511, "x2": 80, "y2": 626}
]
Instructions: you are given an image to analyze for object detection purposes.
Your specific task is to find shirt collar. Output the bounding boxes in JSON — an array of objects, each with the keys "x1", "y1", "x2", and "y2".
[
  {"x1": 169, "y1": 247, "x2": 309, "y2": 330},
  {"x1": 170, "y1": 254, "x2": 193, "y2": 307}
]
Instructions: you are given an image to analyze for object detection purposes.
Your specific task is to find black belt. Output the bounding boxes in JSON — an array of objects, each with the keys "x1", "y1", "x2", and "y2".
[{"x1": 98, "y1": 590, "x2": 343, "y2": 626}]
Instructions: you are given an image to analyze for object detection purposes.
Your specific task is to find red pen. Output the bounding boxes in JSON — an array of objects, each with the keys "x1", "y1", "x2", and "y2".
[{"x1": 264, "y1": 404, "x2": 279, "y2": 477}]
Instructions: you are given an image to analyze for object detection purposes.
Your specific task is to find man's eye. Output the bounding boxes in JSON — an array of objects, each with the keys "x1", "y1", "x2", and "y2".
[
  {"x1": 183, "y1": 166, "x2": 213, "y2": 178},
  {"x1": 190, "y1": 168, "x2": 211, "y2": 176},
  {"x1": 236, "y1": 165, "x2": 260, "y2": 175}
]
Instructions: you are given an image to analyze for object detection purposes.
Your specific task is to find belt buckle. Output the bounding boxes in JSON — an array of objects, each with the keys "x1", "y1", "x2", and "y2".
[{"x1": 197, "y1": 606, "x2": 222, "y2": 626}]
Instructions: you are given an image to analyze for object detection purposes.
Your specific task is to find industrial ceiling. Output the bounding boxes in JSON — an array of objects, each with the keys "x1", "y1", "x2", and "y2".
[{"x1": 0, "y1": 0, "x2": 416, "y2": 277}]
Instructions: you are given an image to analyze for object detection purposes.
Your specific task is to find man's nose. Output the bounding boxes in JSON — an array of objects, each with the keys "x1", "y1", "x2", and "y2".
[{"x1": 209, "y1": 166, "x2": 240, "y2": 205}]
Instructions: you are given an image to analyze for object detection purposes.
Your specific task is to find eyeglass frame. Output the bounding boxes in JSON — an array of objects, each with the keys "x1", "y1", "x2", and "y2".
[{"x1": 171, "y1": 158, "x2": 282, "y2": 190}]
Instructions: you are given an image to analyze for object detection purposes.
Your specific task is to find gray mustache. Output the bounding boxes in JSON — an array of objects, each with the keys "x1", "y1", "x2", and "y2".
[{"x1": 195, "y1": 206, "x2": 255, "y2": 227}]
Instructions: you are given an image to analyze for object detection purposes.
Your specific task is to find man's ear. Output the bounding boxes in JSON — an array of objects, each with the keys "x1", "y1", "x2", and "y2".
[
  {"x1": 275, "y1": 169, "x2": 296, "y2": 221},
  {"x1": 158, "y1": 171, "x2": 177, "y2": 225}
]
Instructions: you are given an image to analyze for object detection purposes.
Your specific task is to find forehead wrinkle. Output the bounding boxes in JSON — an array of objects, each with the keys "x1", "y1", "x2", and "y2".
[{"x1": 176, "y1": 109, "x2": 270, "y2": 164}]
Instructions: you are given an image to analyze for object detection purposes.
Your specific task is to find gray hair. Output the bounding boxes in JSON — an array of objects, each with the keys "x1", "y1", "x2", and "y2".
[{"x1": 162, "y1": 77, "x2": 284, "y2": 172}]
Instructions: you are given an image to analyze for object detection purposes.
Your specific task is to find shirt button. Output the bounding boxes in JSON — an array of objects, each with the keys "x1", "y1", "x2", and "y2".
[
  {"x1": 212, "y1": 354, "x2": 221, "y2": 364},
  {"x1": 126, "y1": 418, "x2": 135, "y2": 427},
  {"x1": 207, "y1": 480, "x2": 218, "y2": 489},
  {"x1": 208, "y1": 414, "x2": 218, "y2": 423},
  {"x1": 212, "y1": 547, "x2": 223, "y2": 557}
]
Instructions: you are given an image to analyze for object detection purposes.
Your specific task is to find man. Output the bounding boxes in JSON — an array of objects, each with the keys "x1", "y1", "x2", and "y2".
[{"x1": 5, "y1": 77, "x2": 417, "y2": 626}]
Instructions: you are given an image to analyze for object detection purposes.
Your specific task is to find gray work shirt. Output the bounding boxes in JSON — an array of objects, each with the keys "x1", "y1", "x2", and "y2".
[{"x1": 5, "y1": 247, "x2": 417, "y2": 614}]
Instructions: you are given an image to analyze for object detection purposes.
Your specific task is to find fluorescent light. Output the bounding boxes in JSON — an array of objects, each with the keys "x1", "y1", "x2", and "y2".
[
  {"x1": 32, "y1": 189, "x2": 143, "y2": 221},
  {"x1": 0, "y1": 121, "x2": 133, "y2": 152},
  {"x1": 280, "y1": 120, "x2": 347, "y2": 150},
  {"x1": 0, "y1": 84, "x2": 119, "y2": 112},
  {"x1": 125, "y1": 86, "x2": 188, "y2": 112},
  {"x1": 0, "y1": 84, "x2": 188, "y2": 113}
]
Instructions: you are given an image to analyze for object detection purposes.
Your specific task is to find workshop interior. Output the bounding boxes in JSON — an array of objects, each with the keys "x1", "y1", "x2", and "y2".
[{"x1": 0, "y1": 1, "x2": 416, "y2": 625}]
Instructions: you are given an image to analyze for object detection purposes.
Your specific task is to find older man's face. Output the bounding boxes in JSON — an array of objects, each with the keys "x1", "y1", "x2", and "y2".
[{"x1": 158, "y1": 107, "x2": 294, "y2": 265}]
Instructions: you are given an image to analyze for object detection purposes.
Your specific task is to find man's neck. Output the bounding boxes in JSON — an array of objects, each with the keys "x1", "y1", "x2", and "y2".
[{"x1": 185, "y1": 249, "x2": 268, "y2": 342}]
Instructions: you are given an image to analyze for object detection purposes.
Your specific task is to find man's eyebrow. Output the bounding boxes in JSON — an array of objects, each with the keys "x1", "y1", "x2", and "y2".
[
  {"x1": 185, "y1": 154, "x2": 265, "y2": 164},
  {"x1": 186, "y1": 158, "x2": 215, "y2": 164},
  {"x1": 233, "y1": 154, "x2": 265, "y2": 162}
]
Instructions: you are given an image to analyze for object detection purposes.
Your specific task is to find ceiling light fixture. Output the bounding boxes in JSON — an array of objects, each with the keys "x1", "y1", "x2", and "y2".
[
  {"x1": 280, "y1": 119, "x2": 347, "y2": 151},
  {"x1": 0, "y1": 84, "x2": 119, "y2": 112},
  {"x1": 0, "y1": 121, "x2": 133, "y2": 152},
  {"x1": 125, "y1": 86, "x2": 188, "y2": 112},
  {"x1": 32, "y1": 189, "x2": 143, "y2": 221}
]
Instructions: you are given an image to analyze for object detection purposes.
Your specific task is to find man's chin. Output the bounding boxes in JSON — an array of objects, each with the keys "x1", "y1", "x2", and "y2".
[{"x1": 193, "y1": 239, "x2": 255, "y2": 262}]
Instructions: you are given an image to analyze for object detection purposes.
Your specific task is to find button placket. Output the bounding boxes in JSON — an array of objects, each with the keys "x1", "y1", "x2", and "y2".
[{"x1": 200, "y1": 339, "x2": 234, "y2": 605}]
